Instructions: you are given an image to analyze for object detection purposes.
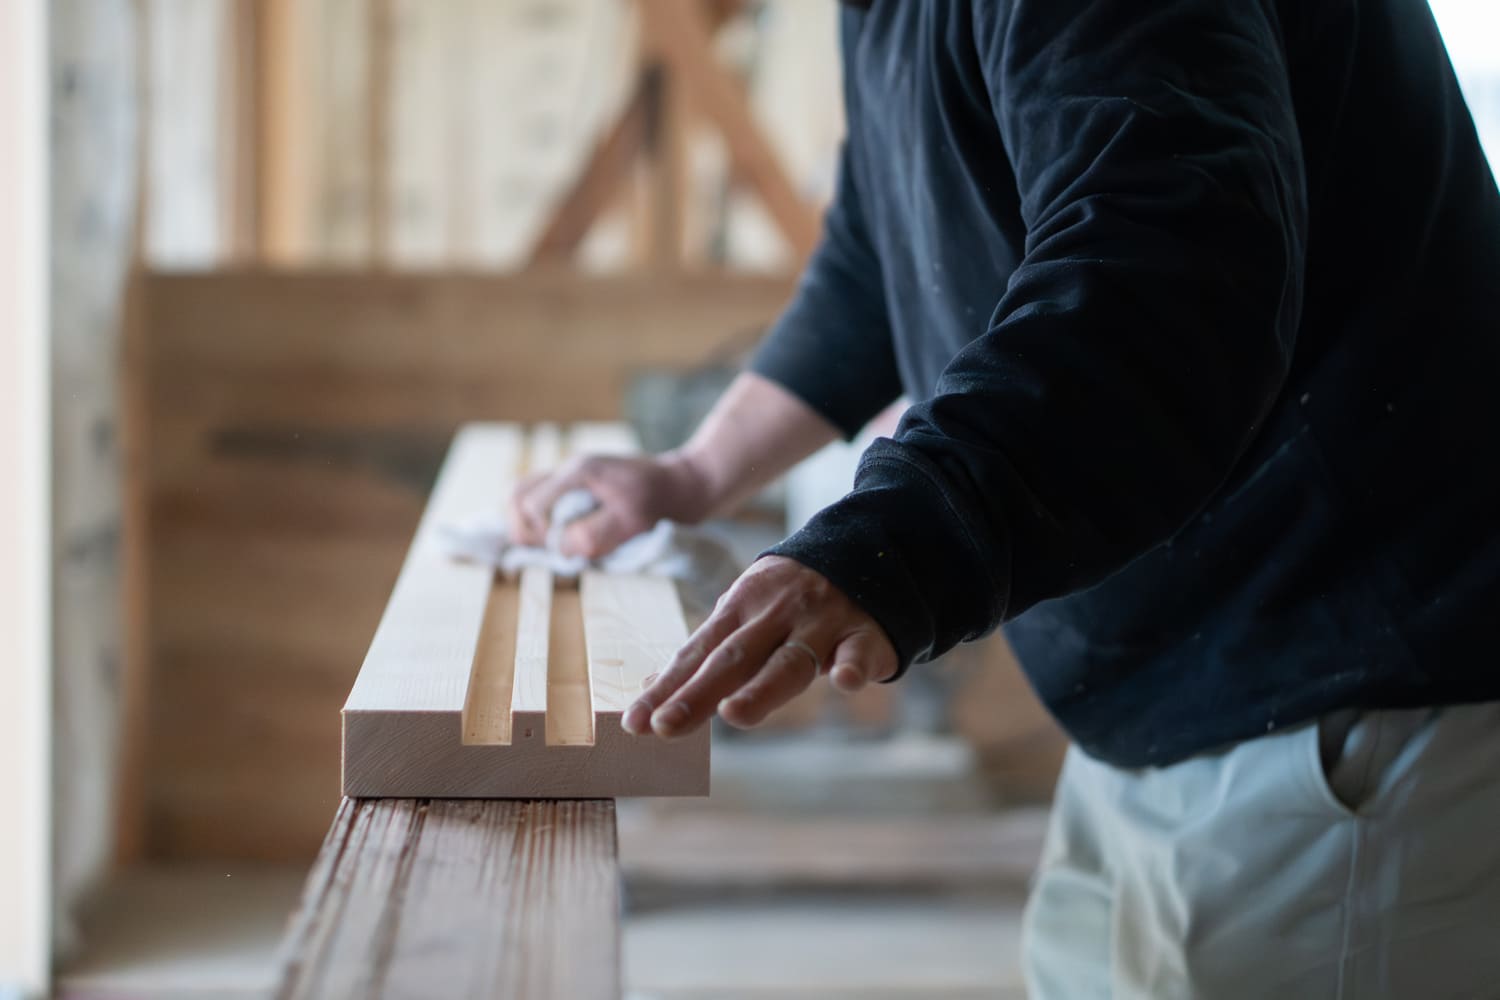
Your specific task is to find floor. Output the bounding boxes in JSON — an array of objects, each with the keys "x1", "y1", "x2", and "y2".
[
  {"x1": 57, "y1": 873, "x2": 1029, "y2": 1000},
  {"x1": 56, "y1": 737, "x2": 1042, "y2": 999},
  {"x1": 626, "y1": 893, "x2": 1028, "y2": 1000}
]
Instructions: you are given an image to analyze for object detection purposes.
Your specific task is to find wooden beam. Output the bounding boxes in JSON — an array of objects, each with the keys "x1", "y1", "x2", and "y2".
[
  {"x1": 275, "y1": 798, "x2": 621, "y2": 1000},
  {"x1": 254, "y1": 0, "x2": 309, "y2": 263},
  {"x1": 641, "y1": 60, "x2": 689, "y2": 271},
  {"x1": 136, "y1": 271, "x2": 786, "y2": 859},
  {"x1": 366, "y1": 0, "x2": 394, "y2": 264},
  {"x1": 530, "y1": 82, "x2": 652, "y2": 265},
  {"x1": 114, "y1": 0, "x2": 153, "y2": 869},
  {"x1": 341, "y1": 422, "x2": 708, "y2": 798},
  {"x1": 640, "y1": 0, "x2": 821, "y2": 261},
  {"x1": 220, "y1": 0, "x2": 258, "y2": 262}
]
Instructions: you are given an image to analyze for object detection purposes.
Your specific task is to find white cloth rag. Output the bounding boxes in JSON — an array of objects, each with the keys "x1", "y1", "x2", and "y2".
[{"x1": 437, "y1": 488, "x2": 741, "y2": 622}]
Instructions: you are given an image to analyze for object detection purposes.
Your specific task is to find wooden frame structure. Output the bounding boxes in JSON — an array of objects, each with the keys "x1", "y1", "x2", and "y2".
[
  {"x1": 342, "y1": 422, "x2": 709, "y2": 798},
  {"x1": 530, "y1": 0, "x2": 821, "y2": 270}
]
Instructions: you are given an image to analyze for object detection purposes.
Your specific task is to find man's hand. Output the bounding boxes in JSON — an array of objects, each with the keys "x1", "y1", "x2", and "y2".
[
  {"x1": 509, "y1": 452, "x2": 710, "y2": 558},
  {"x1": 622, "y1": 556, "x2": 899, "y2": 737},
  {"x1": 508, "y1": 374, "x2": 843, "y2": 560}
]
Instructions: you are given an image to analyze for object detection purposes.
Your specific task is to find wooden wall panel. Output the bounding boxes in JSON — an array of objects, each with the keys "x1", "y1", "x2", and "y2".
[{"x1": 136, "y1": 269, "x2": 792, "y2": 860}]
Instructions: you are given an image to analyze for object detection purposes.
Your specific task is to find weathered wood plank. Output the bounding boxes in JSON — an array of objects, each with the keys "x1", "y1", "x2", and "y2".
[{"x1": 276, "y1": 797, "x2": 621, "y2": 1000}]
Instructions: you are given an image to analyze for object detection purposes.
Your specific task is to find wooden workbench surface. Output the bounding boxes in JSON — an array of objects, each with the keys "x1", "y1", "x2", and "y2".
[{"x1": 275, "y1": 797, "x2": 620, "y2": 1000}]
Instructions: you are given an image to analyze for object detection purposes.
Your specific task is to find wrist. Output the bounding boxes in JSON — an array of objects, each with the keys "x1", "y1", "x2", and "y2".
[{"x1": 656, "y1": 447, "x2": 720, "y2": 524}]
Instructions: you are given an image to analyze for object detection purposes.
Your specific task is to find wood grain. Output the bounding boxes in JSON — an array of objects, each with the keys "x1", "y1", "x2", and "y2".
[
  {"x1": 459, "y1": 576, "x2": 521, "y2": 747},
  {"x1": 343, "y1": 425, "x2": 521, "y2": 715},
  {"x1": 580, "y1": 572, "x2": 688, "y2": 713},
  {"x1": 508, "y1": 567, "x2": 553, "y2": 724},
  {"x1": 136, "y1": 271, "x2": 786, "y2": 859},
  {"x1": 275, "y1": 797, "x2": 620, "y2": 1000},
  {"x1": 341, "y1": 422, "x2": 709, "y2": 799}
]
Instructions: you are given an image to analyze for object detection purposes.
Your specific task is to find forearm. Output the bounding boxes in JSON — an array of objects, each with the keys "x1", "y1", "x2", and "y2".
[{"x1": 664, "y1": 371, "x2": 841, "y2": 521}]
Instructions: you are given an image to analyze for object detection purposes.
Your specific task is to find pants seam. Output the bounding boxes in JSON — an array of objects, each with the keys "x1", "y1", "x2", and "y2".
[{"x1": 1335, "y1": 816, "x2": 1362, "y2": 1000}]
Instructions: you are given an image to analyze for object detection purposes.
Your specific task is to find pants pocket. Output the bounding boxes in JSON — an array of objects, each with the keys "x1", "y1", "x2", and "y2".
[{"x1": 1304, "y1": 707, "x2": 1435, "y2": 818}]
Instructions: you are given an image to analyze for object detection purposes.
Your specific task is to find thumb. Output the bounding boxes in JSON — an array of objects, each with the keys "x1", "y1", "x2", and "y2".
[{"x1": 827, "y1": 629, "x2": 900, "y2": 693}]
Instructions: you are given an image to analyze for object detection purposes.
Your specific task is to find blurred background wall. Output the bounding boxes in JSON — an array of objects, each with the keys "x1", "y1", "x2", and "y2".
[
  {"x1": 139, "y1": 0, "x2": 842, "y2": 271},
  {"x1": 50, "y1": 0, "x2": 139, "y2": 955}
]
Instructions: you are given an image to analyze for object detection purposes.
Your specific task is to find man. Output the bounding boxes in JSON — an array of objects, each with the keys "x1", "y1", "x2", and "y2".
[{"x1": 512, "y1": 0, "x2": 1500, "y2": 995}]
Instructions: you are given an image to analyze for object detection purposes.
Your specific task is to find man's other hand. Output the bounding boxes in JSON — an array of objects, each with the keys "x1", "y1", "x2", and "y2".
[{"x1": 622, "y1": 555, "x2": 899, "y2": 738}]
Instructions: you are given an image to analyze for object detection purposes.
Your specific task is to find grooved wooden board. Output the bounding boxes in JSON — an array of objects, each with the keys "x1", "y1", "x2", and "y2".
[
  {"x1": 134, "y1": 270, "x2": 789, "y2": 859},
  {"x1": 275, "y1": 797, "x2": 619, "y2": 1000},
  {"x1": 341, "y1": 422, "x2": 709, "y2": 798}
]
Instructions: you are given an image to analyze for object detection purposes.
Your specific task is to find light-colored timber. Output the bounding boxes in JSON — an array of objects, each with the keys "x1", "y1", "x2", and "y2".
[
  {"x1": 340, "y1": 422, "x2": 709, "y2": 798},
  {"x1": 128, "y1": 270, "x2": 784, "y2": 859}
]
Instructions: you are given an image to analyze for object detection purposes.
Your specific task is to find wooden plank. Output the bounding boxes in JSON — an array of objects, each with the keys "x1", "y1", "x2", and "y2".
[
  {"x1": 508, "y1": 568, "x2": 552, "y2": 724},
  {"x1": 139, "y1": 272, "x2": 782, "y2": 859},
  {"x1": 645, "y1": 60, "x2": 689, "y2": 271},
  {"x1": 114, "y1": 0, "x2": 153, "y2": 866},
  {"x1": 568, "y1": 421, "x2": 641, "y2": 457},
  {"x1": 255, "y1": 0, "x2": 311, "y2": 263},
  {"x1": 275, "y1": 798, "x2": 620, "y2": 1000},
  {"x1": 528, "y1": 420, "x2": 566, "y2": 472},
  {"x1": 341, "y1": 422, "x2": 709, "y2": 799},
  {"x1": 580, "y1": 572, "x2": 689, "y2": 713},
  {"x1": 546, "y1": 585, "x2": 596, "y2": 746},
  {"x1": 343, "y1": 425, "x2": 523, "y2": 715},
  {"x1": 366, "y1": 0, "x2": 394, "y2": 262},
  {"x1": 459, "y1": 577, "x2": 520, "y2": 747}
]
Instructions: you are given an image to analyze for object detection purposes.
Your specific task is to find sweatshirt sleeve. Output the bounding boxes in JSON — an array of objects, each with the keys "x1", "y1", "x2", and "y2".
[
  {"x1": 749, "y1": 142, "x2": 903, "y2": 440},
  {"x1": 767, "y1": 0, "x2": 1308, "y2": 671}
]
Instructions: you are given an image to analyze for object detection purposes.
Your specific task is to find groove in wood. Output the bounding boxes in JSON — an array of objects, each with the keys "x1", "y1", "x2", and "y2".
[
  {"x1": 342, "y1": 421, "x2": 708, "y2": 798},
  {"x1": 461, "y1": 576, "x2": 520, "y2": 746},
  {"x1": 546, "y1": 585, "x2": 595, "y2": 746}
]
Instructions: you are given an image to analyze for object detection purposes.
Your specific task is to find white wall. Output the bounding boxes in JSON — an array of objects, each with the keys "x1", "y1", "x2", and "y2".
[{"x1": 0, "y1": 0, "x2": 51, "y2": 993}]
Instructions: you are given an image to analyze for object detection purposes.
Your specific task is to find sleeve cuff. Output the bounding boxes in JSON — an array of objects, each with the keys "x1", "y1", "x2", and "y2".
[{"x1": 763, "y1": 439, "x2": 1010, "y2": 676}]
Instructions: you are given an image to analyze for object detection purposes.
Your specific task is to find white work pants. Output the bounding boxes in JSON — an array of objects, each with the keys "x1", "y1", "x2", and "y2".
[{"x1": 1023, "y1": 703, "x2": 1500, "y2": 999}]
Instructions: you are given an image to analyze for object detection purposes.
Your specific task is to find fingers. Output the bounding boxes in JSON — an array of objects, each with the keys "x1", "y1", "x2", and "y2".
[
  {"x1": 619, "y1": 555, "x2": 904, "y2": 741},
  {"x1": 509, "y1": 458, "x2": 589, "y2": 546},
  {"x1": 827, "y1": 628, "x2": 899, "y2": 693},
  {"x1": 718, "y1": 638, "x2": 822, "y2": 729},
  {"x1": 621, "y1": 610, "x2": 742, "y2": 736},
  {"x1": 560, "y1": 507, "x2": 639, "y2": 560},
  {"x1": 506, "y1": 471, "x2": 551, "y2": 545},
  {"x1": 647, "y1": 616, "x2": 789, "y2": 738}
]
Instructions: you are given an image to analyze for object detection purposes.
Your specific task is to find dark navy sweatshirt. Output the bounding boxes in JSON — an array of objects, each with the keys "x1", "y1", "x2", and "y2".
[{"x1": 753, "y1": 0, "x2": 1500, "y2": 766}]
